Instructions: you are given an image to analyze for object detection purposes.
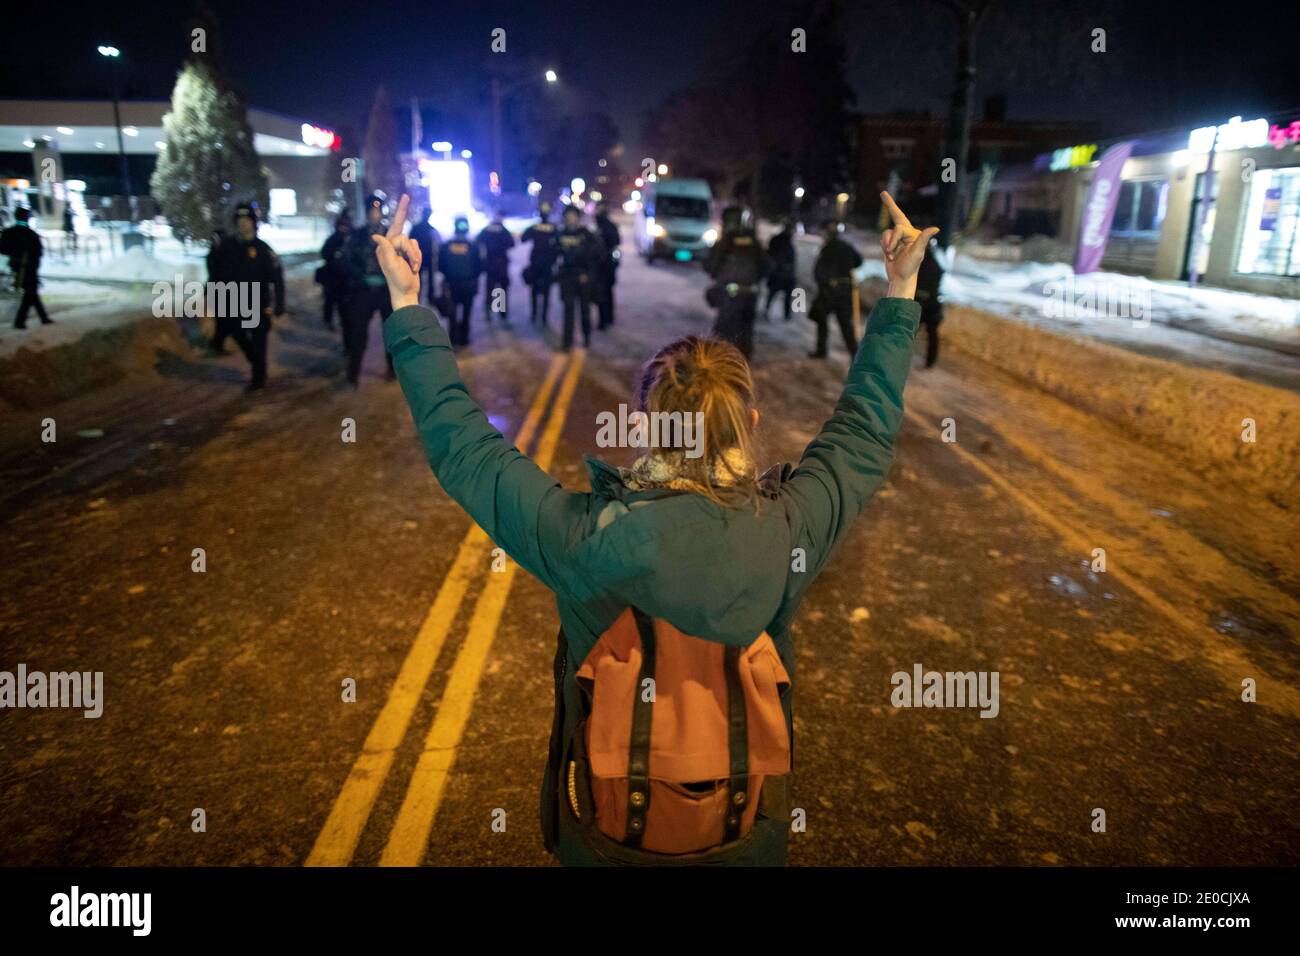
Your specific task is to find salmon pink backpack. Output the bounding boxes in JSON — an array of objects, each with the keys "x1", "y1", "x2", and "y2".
[{"x1": 561, "y1": 607, "x2": 792, "y2": 855}]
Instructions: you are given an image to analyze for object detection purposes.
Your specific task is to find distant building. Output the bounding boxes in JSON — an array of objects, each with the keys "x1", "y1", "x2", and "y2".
[
  {"x1": 0, "y1": 99, "x2": 340, "y2": 227},
  {"x1": 855, "y1": 97, "x2": 1096, "y2": 222}
]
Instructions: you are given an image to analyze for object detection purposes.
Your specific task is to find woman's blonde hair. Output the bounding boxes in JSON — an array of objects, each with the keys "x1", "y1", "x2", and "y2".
[{"x1": 635, "y1": 335, "x2": 759, "y2": 506}]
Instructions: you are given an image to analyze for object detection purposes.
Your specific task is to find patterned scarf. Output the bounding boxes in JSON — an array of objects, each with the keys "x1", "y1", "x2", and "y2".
[{"x1": 620, "y1": 447, "x2": 756, "y2": 495}]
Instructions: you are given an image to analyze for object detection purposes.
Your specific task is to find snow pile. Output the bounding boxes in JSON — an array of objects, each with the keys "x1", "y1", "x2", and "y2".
[
  {"x1": 944, "y1": 253, "x2": 1300, "y2": 344},
  {"x1": 0, "y1": 283, "x2": 158, "y2": 361},
  {"x1": 937, "y1": 296, "x2": 1300, "y2": 509}
]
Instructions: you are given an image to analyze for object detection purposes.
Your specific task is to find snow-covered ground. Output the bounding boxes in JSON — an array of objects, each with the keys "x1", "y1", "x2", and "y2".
[
  {"x1": 0, "y1": 219, "x2": 330, "y2": 359},
  {"x1": 33, "y1": 218, "x2": 333, "y2": 283},
  {"x1": 787, "y1": 227, "x2": 1300, "y2": 392},
  {"x1": 0, "y1": 281, "x2": 160, "y2": 359}
]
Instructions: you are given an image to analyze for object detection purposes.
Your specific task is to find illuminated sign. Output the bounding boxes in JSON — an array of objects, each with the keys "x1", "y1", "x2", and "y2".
[
  {"x1": 419, "y1": 158, "x2": 472, "y2": 232},
  {"x1": 300, "y1": 124, "x2": 339, "y2": 150},
  {"x1": 1187, "y1": 115, "x2": 1268, "y2": 153},
  {"x1": 1049, "y1": 144, "x2": 1097, "y2": 171},
  {"x1": 1269, "y1": 121, "x2": 1300, "y2": 150}
]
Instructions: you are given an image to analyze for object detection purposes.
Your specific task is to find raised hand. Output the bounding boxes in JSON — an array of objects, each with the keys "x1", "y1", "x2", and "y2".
[
  {"x1": 371, "y1": 194, "x2": 422, "y2": 311},
  {"x1": 879, "y1": 191, "x2": 939, "y2": 300}
]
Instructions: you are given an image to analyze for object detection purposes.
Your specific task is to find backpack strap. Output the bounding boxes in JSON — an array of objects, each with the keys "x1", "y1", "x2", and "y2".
[
  {"x1": 625, "y1": 608, "x2": 658, "y2": 847},
  {"x1": 723, "y1": 645, "x2": 749, "y2": 843}
]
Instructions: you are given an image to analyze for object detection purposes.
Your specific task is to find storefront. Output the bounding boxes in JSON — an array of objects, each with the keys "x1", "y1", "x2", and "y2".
[
  {"x1": 0, "y1": 99, "x2": 340, "y2": 229},
  {"x1": 987, "y1": 113, "x2": 1300, "y2": 297}
]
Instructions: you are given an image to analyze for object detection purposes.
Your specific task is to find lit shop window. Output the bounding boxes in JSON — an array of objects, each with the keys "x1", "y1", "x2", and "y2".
[
  {"x1": 269, "y1": 188, "x2": 298, "y2": 217},
  {"x1": 1110, "y1": 179, "x2": 1169, "y2": 236},
  {"x1": 1236, "y1": 167, "x2": 1300, "y2": 277}
]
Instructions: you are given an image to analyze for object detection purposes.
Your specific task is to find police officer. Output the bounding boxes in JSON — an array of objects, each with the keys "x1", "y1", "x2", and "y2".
[
  {"x1": 522, "y1": 200, "x2": 559, "y2": 327},
  {"x1": 916, "y1": 230, "x2": 945, "y2": 368},
  {"x1": 341, "y1": 194, "x2": 395, "y2": 385},
  {"x1": 318, "y1": 212, "x2": 352, "y2": 331},
  {"x1": 476, "y1": 209, "x2": 515, "y2": 322},
  {"x1": 765, "y1": 217, "x2": 796, "y2": 321},
  {"x1": 206, "y1": 202, "x2": 285, "y2": 391},
  {"x1": 0, "y1": 207, "x2": 52, "y2": 329},
  {"x1": 408, "y1": 206, "x2": 441, "y2": 307},
  {"x1": 704, "y1": 204, "x2": 768, "y2": 360},
  {"x1": 438, "y1": 215, "x2": 482, "y2": 347},
  {"x1": 593, "y1": 200, "x2": 620, "y2": 330},
  {"x1": 555, "y1": 203, "x2": 600, "y2": 350},
  {"x1": 809, "y1": 220, "x2": 862, "y2": 359}
]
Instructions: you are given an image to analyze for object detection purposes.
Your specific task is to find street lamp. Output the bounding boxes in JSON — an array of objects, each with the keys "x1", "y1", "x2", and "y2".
[
  {"x1": 491, "y1": 69, "x2": 558, "y2": 195},
  {"x1": 98, "y1": 43, "x2": 135, "y2": 226}
]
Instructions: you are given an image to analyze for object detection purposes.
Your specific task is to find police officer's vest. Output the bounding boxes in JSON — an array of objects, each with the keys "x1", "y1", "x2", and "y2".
[
  {"x1": 528, "y1": 223, "x2": 558, "y2": 265},
  {"x1": 717, "y1": 233, "x2": 763, "y2": 287},
  {"x1": 443, "y1": 238, "x2": 475, "y2": 282}
]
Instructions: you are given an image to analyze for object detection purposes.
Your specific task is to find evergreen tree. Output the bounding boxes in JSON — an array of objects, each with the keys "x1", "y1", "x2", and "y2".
[
  {"x1": 362, "y1": 86, "x2": 404, "y2": 203},
  {"x1": 150, "y1": 56, "x2": 269, "y2": 245}
]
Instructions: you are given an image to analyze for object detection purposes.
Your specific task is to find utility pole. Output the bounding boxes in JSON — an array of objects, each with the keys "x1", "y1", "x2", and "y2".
[
  {"x1": 491, "y1": 77, "x2": 503, "y2": 186},
  {"x1": 490, "y1": 69, "x2": 557, "y2": 195},
  {"x1": 98, "y1": 45, "x2": 136, "y2": 227},
  {"x1": 935, "y1": 0, "x2": 991, "y2": 250}
]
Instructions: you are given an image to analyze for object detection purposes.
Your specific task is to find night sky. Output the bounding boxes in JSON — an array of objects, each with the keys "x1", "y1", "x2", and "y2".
[{"x1": 3, "y1": 0, "x2": 1296, "y2": 156}]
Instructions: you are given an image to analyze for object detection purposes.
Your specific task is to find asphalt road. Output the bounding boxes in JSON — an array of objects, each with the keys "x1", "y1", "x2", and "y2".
[{"x1": 1, "y1": 224, "x2": 1297, "y2": 866}]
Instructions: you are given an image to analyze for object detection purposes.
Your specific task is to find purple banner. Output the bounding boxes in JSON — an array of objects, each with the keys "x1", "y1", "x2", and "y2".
[{"x1": 1073, "y1": 141, "x2": 1136, "y2": 275}]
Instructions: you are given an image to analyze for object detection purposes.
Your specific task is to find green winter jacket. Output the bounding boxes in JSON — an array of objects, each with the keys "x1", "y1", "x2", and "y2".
[{"x1": 383, "y1": 296, "x2": 920, "y2": 864}]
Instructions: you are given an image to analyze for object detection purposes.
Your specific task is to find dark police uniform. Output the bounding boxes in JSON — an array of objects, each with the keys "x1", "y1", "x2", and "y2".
[
  {"x1": 522, "y1": 217, "x2": 560, "y2": 327},
  {"x1": 556, "y1": 220, "x2": 600, "y2": 349},
  {"x1": 593, "y1": 212, "x2": 621, "y2": 329},
  {"x1": 438, "y1": 231, "x2": 483, "y2": 347},
  {"x1": 207, "y1": 232, "x2": 285, "y2": 388},
  {"x1": 409, "y1": 216, "x2": 441, "y2": 307},
  {"x1": 765, "y1": 226, "x2": 796, "y2": 320},
  {"x1": 704, "y1": 226, "x2": 769, "y2": 360},
  {"x1": 916, "y1": 240, "x2": 944, "y2": 367},
  {"x1": 206, "y1": 231, "x2": 283, "y2": 390},
  {"x1": 341, "y1": 222, "x2": 394, "y2": 384},
  {"x1": 319, "y1": 225, "x2": 351, "y2": 330},
  {"x1": 0, "y1": 218, "x2": 51, "y2": 328},
  {"x1": 810, "y1": 233, "x2": 863, "y2": 358},
  {"x1": 476, "y1": 221, "x2": 515, "y2": 321}
]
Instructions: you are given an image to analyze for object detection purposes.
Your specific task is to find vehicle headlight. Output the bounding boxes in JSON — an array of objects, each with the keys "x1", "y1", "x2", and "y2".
[
  {"x1": 703, "y1": 228, "x2": 718, "y2": 244},
  {"x1": 649, "y1": 223, "x2": 666, "y2": 238}
]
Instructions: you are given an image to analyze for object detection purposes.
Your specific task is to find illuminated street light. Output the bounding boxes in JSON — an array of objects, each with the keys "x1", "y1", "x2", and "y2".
[
  {"x1": 492, "y1": 71, "x2": 559, "y2": 191},
  {"x1": 98, "y1": 43, "x2": 135, "y2": 225}
]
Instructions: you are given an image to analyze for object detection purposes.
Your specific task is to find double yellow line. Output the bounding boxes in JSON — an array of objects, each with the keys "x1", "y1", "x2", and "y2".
[{"x1": 307, "y1": 347, "x2": 586, "y2": 867}]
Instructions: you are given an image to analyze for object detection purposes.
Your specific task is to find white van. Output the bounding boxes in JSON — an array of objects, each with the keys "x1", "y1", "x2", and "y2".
[{"x1": 636, "y1": 178, "x2": 717, "y2": 262}]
